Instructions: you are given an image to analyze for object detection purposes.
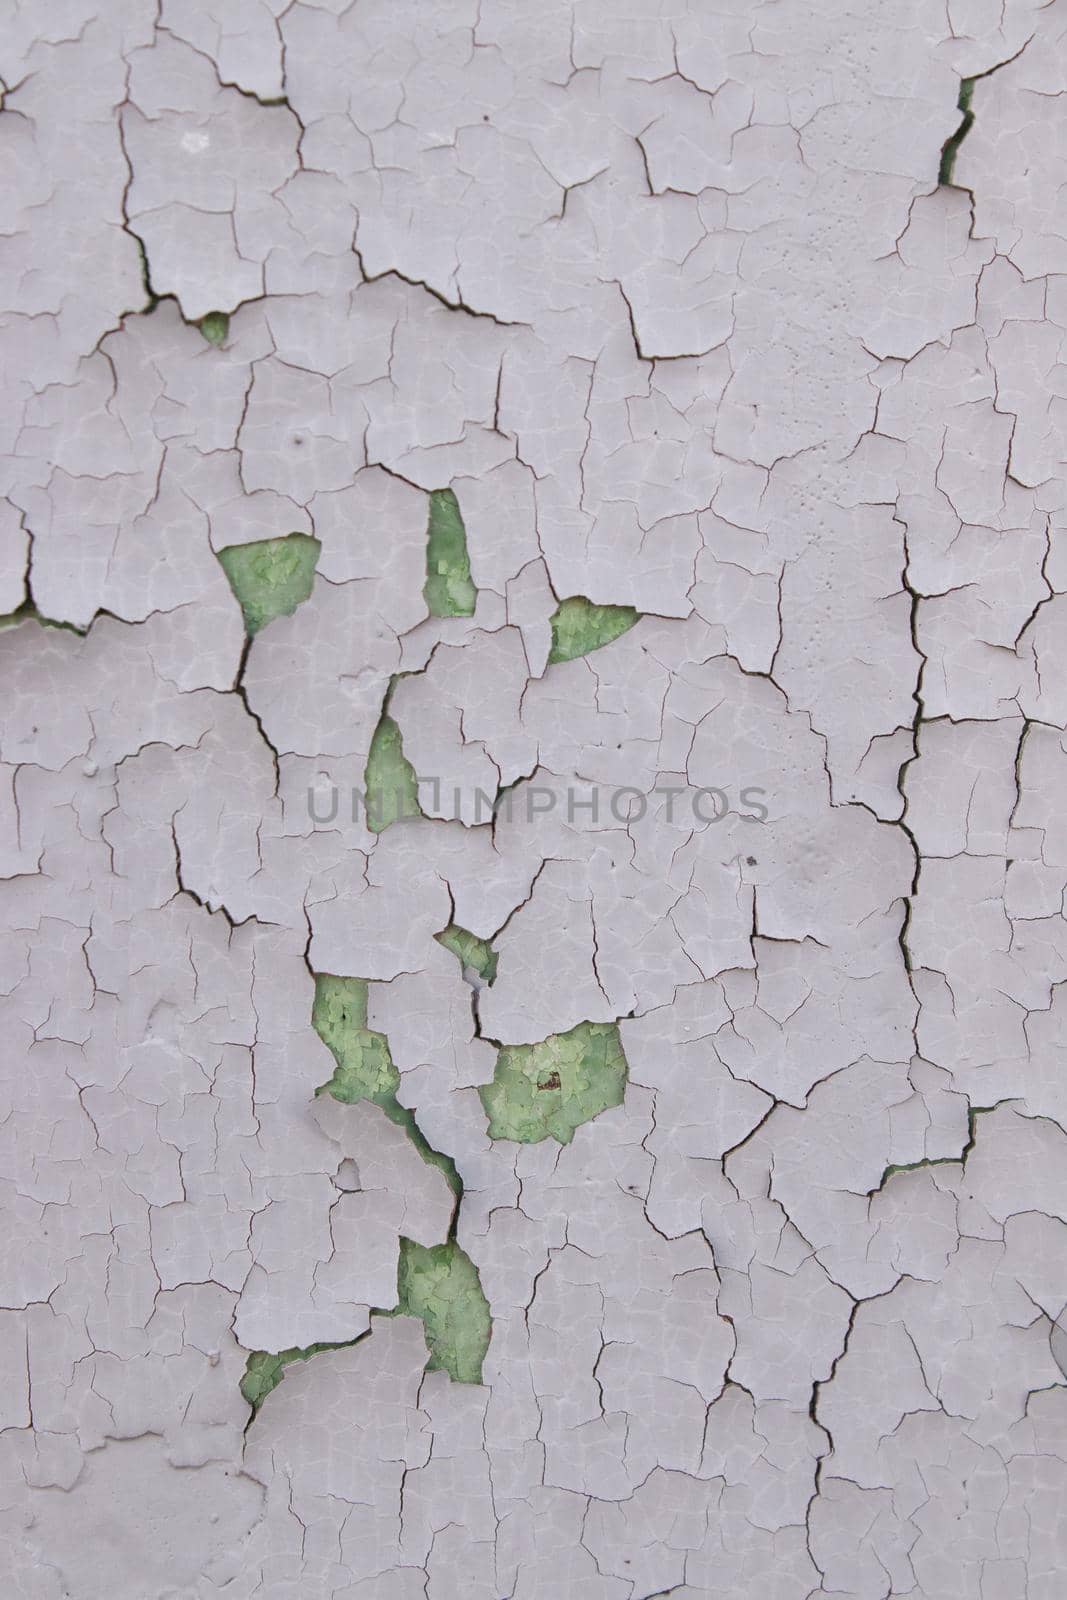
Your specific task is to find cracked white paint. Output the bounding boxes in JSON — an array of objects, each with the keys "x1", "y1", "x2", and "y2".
[{"x1": 2, "y1": 0, "x2": 1067, "y2": 1595}]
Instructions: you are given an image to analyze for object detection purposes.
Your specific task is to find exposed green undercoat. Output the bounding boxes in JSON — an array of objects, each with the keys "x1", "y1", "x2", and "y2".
[
  {"x1": 313, "y1": 975, "x2": 399, "y2": 1101},
  {"x1": 216, "y1": 532, "x2": 321, "y2": 636},
  {"x1": 0, "y1": 601, "x2": 86, "y2": 635},
  {"x1": 310, "y1": 982, "x2": 483, "y2": 1373},
  {"x1": 547, "y1": 596, "x2": 639, "y2": 664},
  {"x1": 245, "y1": 973, "x2": 489, "y2": 1413},
  {"x1": 938, "y1": 77, "x2": 975, "y2": 186},
  {"x1": 363, "y1": 711, "x2": 422, "y2": 832},
  {"x1": 424, "y1": 489, "x2": 476, "y2": 617},
  {"x1": 241, "y1": 1338, "x2": 358, "y2": 1412},
  {"x1": 313, "y1": 974, "x2": 460, "y2": 1198},
  {"x1": 480, "y1": 1020, "x2": 628, "y2": 1144},
  {"x1": 198, "y1": 310, "x2": 230, "y2": 346},
  {"x1": 241, "y1": 1235, "x2": 492, "y2": 1412},
  {"x1": 435, "y1": 924, "x2": 498, "y2": 984},
  {"x1": 396, "y1": 1238, "x2": 491, "y2": 1383}
]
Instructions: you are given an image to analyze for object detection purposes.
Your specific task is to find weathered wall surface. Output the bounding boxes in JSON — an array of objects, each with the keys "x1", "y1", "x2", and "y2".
[{"x1": 3, "y1": 2, "x2": 1067, "y2": 1595}]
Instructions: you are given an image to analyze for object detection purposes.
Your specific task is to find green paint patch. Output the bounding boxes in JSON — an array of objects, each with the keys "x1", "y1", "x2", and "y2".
[
  {"x1": 313, "y1": 973, "x2": 460, "y2": 1198},
  {"x1": 878, "y1": 1157, "x2": 958, "y2": 1186},
  {"x1": 0, "y1": 601, "x2": 86, "y2": 635},
  {"x1": 435, "y1": 924, "x2": 498, "y2": 984},
  {"x1": 313, "y1": 974, "x2": 399, "y2": 1102},
  {"x1": 241, "y1": 1338, "x2": 357, "y2": 1413},
  {"x1": 217, "y1": 532, "x2": 320, "y2": 636},
  {"x1": 396, "y1": 1238, "x2": 491, "y2": 1383},
  {"x1": 364, "y1": 709, "x2": 422, "y2": 833},
  {"x1": 424, "y1": 489, "x2": 476, "y2": 618},
  {"x1": 242, "y1": 1240, "x2": 491, "y2": 1413},
  {"x1": 198, "y1": 310, "x2": 230, "y2": 346},
  {"x1": 245, "y1": 980, "x2": 493, "y2": 1415},
  {"x1": 547, "y1": 596, "x2": 639, "y2": 664},
  {"x1": 939, "y1": 77, "x2": 975, "y2": 185},
  {"x1": 479, "y1": 1020, "x2": 628, "y2": 1144}
]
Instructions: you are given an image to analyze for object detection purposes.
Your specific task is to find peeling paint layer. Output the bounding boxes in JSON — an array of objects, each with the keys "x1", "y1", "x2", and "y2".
[{"x1": 6, "y1": 3, "x2": 1067, "y2": 1594}]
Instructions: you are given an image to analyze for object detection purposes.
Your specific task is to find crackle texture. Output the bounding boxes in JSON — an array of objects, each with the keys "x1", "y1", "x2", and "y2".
[{"x1": 3, "y1": 1, "x2": 1067, "y2": 1596}]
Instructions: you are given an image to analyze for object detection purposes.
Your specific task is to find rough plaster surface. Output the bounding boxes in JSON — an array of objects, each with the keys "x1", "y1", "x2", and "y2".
[{"x1": 3, "y1": 1, "x2": 1067, "y2": 1596}]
